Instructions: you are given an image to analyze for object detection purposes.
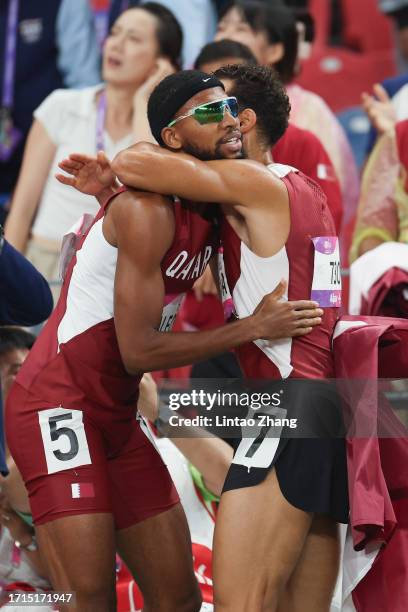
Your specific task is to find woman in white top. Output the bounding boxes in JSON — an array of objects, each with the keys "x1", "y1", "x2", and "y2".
[{"x1": 5, "y1": 2, "x2": 182, "y2": 289}]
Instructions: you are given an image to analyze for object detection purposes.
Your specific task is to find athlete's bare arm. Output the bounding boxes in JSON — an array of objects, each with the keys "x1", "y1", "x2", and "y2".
[
  {"x1": 57, "y1": 146, "x2": 283, "y2": 214},
  {"x1": 111, "y1": 142, "x2": 283, "y2": 214},
  {"x1": 107, "y1": 191, "x2": 322, "y2": 375}
]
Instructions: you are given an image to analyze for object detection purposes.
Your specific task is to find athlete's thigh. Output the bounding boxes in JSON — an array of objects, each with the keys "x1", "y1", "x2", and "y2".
[
  {"x1": 107, "y1": 418, "x2": 179, "y2": 531},
  {"x1": 6, "y1": 383, "x2": 113, "y2": 525},
  {"x1": 108, "y1": 420, "x2": 199, "y2": 607},
  {"x1": 277, "y1": 514, "x2": 340, "y2": 612},
  {"x1": 36, "y1": 512, "x2": 117, "y2": 611},
  {"x1": 116, "y1": 503, "x2": 200, "y2": 609},
  {"x1": 213, "y1": 469, "x2": 313, "y2": 612},
  {"x1": 7, "y1": 384, "x2": 118, "y2": 608}
]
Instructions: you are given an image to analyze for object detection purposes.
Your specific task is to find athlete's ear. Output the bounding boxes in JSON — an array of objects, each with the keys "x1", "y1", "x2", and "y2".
[
  {"x1": 161, "y1": 126, "x2": 183, "y2": 151},
  {"x1": 265, "y1": 42, "x2": 284, "y2": 65},
  {"x1": 239, "y1": 108, "x2": 257, "y2": 134}
]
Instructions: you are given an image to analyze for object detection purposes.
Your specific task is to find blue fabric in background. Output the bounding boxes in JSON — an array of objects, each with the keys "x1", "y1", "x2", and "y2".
[{"x1": 0, "y1": 239, "x2": 54, "y2": 476}]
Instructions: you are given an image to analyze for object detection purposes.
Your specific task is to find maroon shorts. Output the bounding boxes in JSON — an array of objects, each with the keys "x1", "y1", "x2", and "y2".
[{"x1": 5, "y1": 383, "x2": 179, "y2": 528}]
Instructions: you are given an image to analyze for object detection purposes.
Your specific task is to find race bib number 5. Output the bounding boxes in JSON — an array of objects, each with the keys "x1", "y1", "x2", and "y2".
[
  {"x1": 311, "y1": 237, "x2": 342, "y2": 307},
  {"x1": 159, "y1": 293, "x2": 185, "y2": 332},
  {"x1": 39, "y1": 407, "x2": 91, "y2": 474}
]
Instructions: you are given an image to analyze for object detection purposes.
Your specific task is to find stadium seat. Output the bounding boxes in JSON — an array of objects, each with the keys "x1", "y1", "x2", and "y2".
[
  {"x1": 296, "y1": 47, "x2": 396, "y2": 112},
  {"x1": 337, "y1": 107, "x2": 371, "y2": 169},
  {"x1": 341, "y1": 0, "x2": 394, "y2": 53},
  {"x1": 308, "y1": 0, "x2": 331, "y2": 50}
]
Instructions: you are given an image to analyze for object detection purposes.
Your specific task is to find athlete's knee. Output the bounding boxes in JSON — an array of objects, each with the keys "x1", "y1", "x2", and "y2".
[
  {"x1": 144, "y1": 581, "x2": 202, "y2": 612},
  {"x1": 266, "y1": 573, "x2": 292, "y2": 607},
  {"x1": 261, "y1": 578, "x2": 287, "y2": 612},
  {"x1": 215, "y1": 573, "x2": 288, "y2": 612},
  {"x1": 74, "y1": 586, "x2": 116, "y2": 612},
  {"x1": 177, "y1": 588, "x2": 202, "y2": 612},
  {"x1": 65, "y1": 575, "x2": 115, "y2": 610},
  {"x1": 215, "y1": 577, "x2": 284, "y2": 612}
]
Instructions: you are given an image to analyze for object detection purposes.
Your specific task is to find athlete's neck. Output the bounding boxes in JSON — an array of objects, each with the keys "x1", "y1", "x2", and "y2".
[
  {"x1": 246, "y1": 143, "x2": 273, "y2": 166},
  {"x1": 244, "y1": 130, "x2": 274, "y2": 165}
]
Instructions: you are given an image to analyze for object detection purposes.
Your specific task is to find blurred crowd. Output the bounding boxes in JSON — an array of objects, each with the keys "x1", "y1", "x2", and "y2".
[{"x1": 1, "y1": 0, "x2": 408, "y2": 609}]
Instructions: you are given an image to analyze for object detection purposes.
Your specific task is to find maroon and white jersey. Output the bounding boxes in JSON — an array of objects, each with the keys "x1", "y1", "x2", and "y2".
[
  {"x1": 16, "y1": 190, "x2": 217, "y2": 409},
  {"x1": 219, "y1": 164, "x2": 339, "y2": 379}
]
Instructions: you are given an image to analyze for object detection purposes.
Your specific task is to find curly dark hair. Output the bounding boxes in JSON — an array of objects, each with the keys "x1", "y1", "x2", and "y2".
[{"x1": 214, "y1": 63, "x2": 290, "y2": 147}]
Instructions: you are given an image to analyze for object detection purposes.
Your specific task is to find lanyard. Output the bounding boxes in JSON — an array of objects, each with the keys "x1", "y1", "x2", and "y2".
[
  {"x1": 96, "y1": 90, "x2": 107, "y2": 152},
  {"x1": 94, "y1": 10, "x2": 110, "y2": 50},
  {"x1": 2, "y1": 0, "x2": 19, "y2": 110}
]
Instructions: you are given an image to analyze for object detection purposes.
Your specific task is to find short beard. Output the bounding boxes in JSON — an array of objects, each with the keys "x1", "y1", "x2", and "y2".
[{"x1": 182, "y1": 140, "x2": 246, "y2": 161}]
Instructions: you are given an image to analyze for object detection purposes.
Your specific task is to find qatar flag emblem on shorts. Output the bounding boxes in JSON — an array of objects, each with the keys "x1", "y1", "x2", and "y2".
[{"x1": 71, "y1": 483, "x2": 95, "y2": 499}]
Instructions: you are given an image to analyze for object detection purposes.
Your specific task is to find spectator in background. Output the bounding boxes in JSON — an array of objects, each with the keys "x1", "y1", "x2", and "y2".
[
  {"x1": 351, "y1": 119, "x2": 408, "y2": 261},
  {"x1": 4, "y1": 3, "x2": 181, "y2": 295},
  {"x1": 349, "y1": 119, "x2": 408, "y2": 319},
  {"x1": 363, "y1": 77, "x2": 408, "y2": 155},
  {"x1": 0, "y1": 327, "x2": 35, "y2": 400},
  {"x1": 195, "y1": 38, "x2": 257, "y2": 72},
  {"x1": 0, "y1": 327, "x2": 52, "y2": 607},
  {"x1": 363, "y1": 1, "x2": 408, "y2": 153},
  {"x1": 215, "y1": 0, "x2": 359, "y2": 227},
  {"x1": 0, "y1": 0, "x2": 100, "y2": 201},
  {"x1": 109, "y1": 0, "x2": 217, "y2": 67},
  {"x1": 379, "y1": 0, "x2": 408, "y2": 72}
]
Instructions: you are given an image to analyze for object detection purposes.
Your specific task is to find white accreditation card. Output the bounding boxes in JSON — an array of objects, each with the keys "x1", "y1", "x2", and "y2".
[{"x1": 310, "y1": 237, "x2": 342, "y2": 307}]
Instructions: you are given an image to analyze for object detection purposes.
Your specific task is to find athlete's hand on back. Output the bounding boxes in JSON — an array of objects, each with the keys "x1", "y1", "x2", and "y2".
[
  {"x1": 252, "y1": 281, "x2": 323, "y2": 340},
  {"x1": 56, "y1": 151, "x2": 117, "y2": 197},
  {"x1": 137, "y1": 374, "x2": 159, "y2": 422}
]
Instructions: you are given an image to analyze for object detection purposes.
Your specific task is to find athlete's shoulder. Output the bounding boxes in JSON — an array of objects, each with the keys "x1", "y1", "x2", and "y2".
[
  {"x1": 110, "y1": 188, "x2": 174, "y2": 217},
  {"x1": 105, "y1": 188, "x2": 175, "y2": 250}
]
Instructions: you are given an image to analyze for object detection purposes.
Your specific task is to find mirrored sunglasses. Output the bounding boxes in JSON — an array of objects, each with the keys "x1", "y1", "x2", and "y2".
[{"x1": 167, "y1": 97, "x2": 239, "y2": 127}]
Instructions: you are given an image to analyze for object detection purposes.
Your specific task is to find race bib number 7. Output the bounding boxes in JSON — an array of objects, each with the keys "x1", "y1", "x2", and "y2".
[{"x1": 311, "y1": 237, "x2": 342, "y2": 308}]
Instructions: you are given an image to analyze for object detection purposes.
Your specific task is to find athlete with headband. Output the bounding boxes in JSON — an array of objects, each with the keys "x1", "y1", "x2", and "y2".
[
  {"x1": 6, "y1": 70, "x2": 322, "y2": 611},
  {"x1": 64, "y1": 65, "x2": 348, "y2": 612}
]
